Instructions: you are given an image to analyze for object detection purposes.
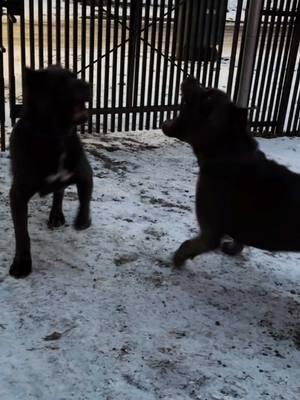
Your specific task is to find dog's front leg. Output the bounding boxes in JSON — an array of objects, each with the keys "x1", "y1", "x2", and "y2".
[
  {"x1": 48, "y1": 190, "x2": 66, "y2": 228},
  {"x1": 74, "y1": 160, "x2": 93, "y2": 230},
  {"x1": 173, "y1": 233, "x2": 220, "y2": 267},
  {"x1": 9, "y1": 186, "x2": 33, "y2": 278}
]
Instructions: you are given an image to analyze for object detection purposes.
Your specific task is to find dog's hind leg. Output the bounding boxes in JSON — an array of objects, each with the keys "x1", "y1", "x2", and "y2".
[
  {"x1": 74, "y1": 159, "x2": 93, "y2": 230},
  {"x1": 221, "y1": 237, "x2": 244, "y2": 256},
  {"x1": 48, "y1": 190, "x2": 66, "y2": 228},
  {"x1": 9, "y1": 185, "x2": 34, "y2": 278},
  {"x1": 173, "y1": 233, "x2": 220, "y2": 267}
]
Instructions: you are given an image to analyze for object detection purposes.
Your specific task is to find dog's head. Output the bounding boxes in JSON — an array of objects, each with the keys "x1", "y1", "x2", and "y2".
[
  {"x1": 23, "y1": 65, "x2": 90, "y2": 128},
  {"x1": 162, "y1": 78, "x2": 252, "y2": 157}
]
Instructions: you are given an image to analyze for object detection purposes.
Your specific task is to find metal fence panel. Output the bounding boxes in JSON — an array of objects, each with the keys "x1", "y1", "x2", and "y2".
[
  {"x1": 248, "y1": 0, "x2": 300, "y2": 136},
  {"x1": 2, "y1": 0, "x2": 229, "y2": 135},
  {"x1": 0, "y1": 3, "x2": 5, "y2": 151},
  {"x1": 0, "y1": 0, "x2": 299, "y2": 150}
]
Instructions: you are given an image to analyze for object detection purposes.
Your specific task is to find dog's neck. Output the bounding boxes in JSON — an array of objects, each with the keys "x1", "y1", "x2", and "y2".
[
  {"x1": 20, "y1": 116, "x2": 76, "y2": 139},
  {"x1": 192, "y1": 131, "x2": 259, "y2": 166},
  {"x1": 194, "y1": 137, "x2": 259, "y2": 168}
]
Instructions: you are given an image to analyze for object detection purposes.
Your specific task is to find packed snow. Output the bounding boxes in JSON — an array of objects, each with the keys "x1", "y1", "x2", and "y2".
[{"x1": 0, "y1": 130, "x2": 300, "y2": 400}]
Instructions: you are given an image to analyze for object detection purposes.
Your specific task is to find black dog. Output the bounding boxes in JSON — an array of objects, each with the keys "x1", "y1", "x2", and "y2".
[
  {"x1": 9, "y1": 66, "x2": 93, "y2": 278},
  {"x1": 162, "y1": 77, "x2": 300, "y2": 266}
]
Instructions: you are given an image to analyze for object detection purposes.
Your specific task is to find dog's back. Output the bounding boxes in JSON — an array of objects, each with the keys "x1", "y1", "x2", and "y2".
[{"x1": 200, "y1": 151, "x2": 300, "y2": 251}]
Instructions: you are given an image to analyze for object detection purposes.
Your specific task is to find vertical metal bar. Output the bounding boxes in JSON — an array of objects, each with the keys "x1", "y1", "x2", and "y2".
[
  {"x1": 153, "y1": 0, "x2": 165, "y2": 129},
  {"x1": 294, "y1": 71, "x2": 300, "y2": 133},
  {"x1": 189, "y1": 0, "x2": 201, "y2": 78},
  {"x1": 145, "y1": 0, "x2": 158, "y2": 129},
  {"x1": 65, "y1": 0, "x2": 70, "y2": 69},
  {"x1": 73, "y1": 0, "x2": 78, "y2": 72},
  {"x1": 125, "y1": 0, "x2": 137, "y2": 131},
  {"x1": 88, "y1": 0, "x2": 96, "y2": 132},
  {"x1": 56, "y1": 0, "x2": 61, "y2": 63},
  {"x1": 118, "y1": 0, "x2": 128, "y2": 131},
  {"x1": 103, "y1": 0, "x2": 112, "y2": 133},
  {"x1": 159, "y1": 0, "x2": 173, "y2": 127},
  {"x1": 292, "y1": 60, "x2": 300, "y2": 134},
  {"x1": 277, "y1": 10, "x2": 300, "y2": 135},
  {"x1": 38, "y1": 0, "x2": 44, "y2": 68},
  {"x1": 138, "y1": 0, "x2": 151, "y2": 130},
  {"x1": 47, "y1": 0, "x2": 53, "y2": 65},
  {"x1": 0, "y1": 6, "x2": 5, "y2": 151},
  {"x1": 167, "y1": 0, "x2": 180, "y2": 120},
  {"x1": 80, "y1": 0, "x2": 87, "y2": 134},
  {"x1": 81, "y1": 0, "x2": 87, "y2": 79},
  {"x1": 233, "y1": 0, "x2": 250, "y2": 103},
  {"x1": 227, "y1": 0, "x2": 244, "y2": 98},
  {"x1": 95, "y1": 0, "x2": 103, "y2": 132},
  {"x1": 287, "y1": 61, "x2": 300, "y2": 134},
  {"x1": 182, "y1": 0, "x2": 194, "y2": 78},
  {"x1": 254, "y1": 0, "x2": 277, "y2": 132},
  {"x1": 195, "y1": 0, "x2": 207, "y2": 81},
  {"x1": 29, "y1": 0, "x2": 35, "y2": 68},
  {"x1": 248, "y1": 0, "x2": 269, "y2": 126},
  {"x1": 202, "y1": 0, "x2": 215, "y2": 85},
  {"x1": 266, "y1": 0, "x2": 292, "y2": 131},
  {"x1": 214, "y1": 0, "x2": 228, "y2": 87},
  {"x1": 260, "y1": 0, "x2": 284, "y2": 133},
  {"x1": 236, "y1": 0, "x2": 263, "y2": 108},
  {"x1": 7, "y1": 16, "x2": 16, "y2": 125},
  {"x1": 208, "y1": 0, "x2": 220, "y2": 87},
  {"x1": 20, "y1": 0, "x2": 26, "y2": 94},
  {"x1": 111, "y1": 0, "x2": 120, "y2": 132},
  {"x1": 131, "y1": 0, "x2": 143, "y2": 131},
  {"x1": 173, "y1": 0, "x2": 186, "y2": 113},
  {"x1": 272, "y1": 0, "x2": 297, "y2": 128}
]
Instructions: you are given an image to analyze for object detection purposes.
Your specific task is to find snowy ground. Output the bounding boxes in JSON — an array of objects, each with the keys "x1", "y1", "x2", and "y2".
[{"x1": 1, "y1": 131, "x2": 300, "y2": 400}]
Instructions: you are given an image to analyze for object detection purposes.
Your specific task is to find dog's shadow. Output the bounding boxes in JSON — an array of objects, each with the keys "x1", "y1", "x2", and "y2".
[{"x1": 168, "y1": 249, "x2": 300, "y2": 349}]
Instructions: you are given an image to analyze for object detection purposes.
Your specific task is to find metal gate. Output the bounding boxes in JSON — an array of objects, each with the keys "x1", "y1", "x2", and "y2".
[
  {"x1": 0, "y1": 0, "x2": 228, "y2": 143},
  {"x1": 0, "y1": 0, "x2": 299, "y2": 151},
  {"x1": 0, "y1": 2, "x2": 5, "y2": 151},
  {"x1": 244, "y1": 0, "x2": 300, "y2": 136}
]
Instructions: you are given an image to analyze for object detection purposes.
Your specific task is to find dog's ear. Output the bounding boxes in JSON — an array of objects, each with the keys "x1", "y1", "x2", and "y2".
[{"x1": 181, "y1": 77, "x2": 200, "y2": 103}]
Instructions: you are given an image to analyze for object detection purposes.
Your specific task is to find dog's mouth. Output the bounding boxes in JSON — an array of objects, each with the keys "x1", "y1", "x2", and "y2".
[{"x1": 73, "y1": 101, "x2": 89, "y2": 124}]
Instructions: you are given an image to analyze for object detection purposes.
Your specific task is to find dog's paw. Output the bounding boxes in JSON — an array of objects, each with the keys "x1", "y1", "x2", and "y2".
[
  {"x1": 173, "y1": 240, "x2": 192, "y2": 267},
  {"x1": 48, "y1": 210, "x2": 66, "y2": 228},
  {"x1": 74, "y1": 214, "x2": 91, "y2": 231},
  {"x1": 221, "y1": 239, "x2": 244, "y2": 256},
  {"x1": 9, "y1": 258, "x2": 32, "y2": 279}
]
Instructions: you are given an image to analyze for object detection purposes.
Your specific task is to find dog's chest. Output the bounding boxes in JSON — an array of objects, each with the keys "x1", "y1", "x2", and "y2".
[{"x1": 44, "y1": 152, "x2": 74, "y2": 184}]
